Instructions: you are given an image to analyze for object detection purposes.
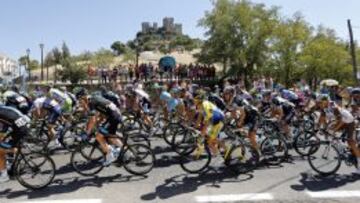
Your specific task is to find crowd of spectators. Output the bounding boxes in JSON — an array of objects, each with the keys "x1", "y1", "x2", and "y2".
[{"x1": 87, "y1": 63, "x2": 217, "y2": 84}]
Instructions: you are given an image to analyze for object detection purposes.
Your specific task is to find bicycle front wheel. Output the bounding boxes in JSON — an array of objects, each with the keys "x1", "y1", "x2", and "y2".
[
  {"x1": 15, "y1": 153, "x2": 56, "y2": 190},
  {"x1": 71, "y1": 143, "x2": 105, "y2": 176},
  {"x1": 179, "y1": 144, "x2": 211, "y2": 174},
  {"x1": 308, "y1": 142, "x2": 342, "y2": 176},
  {"x1": 261, "y1": 136, "x2": 288, "y2": 165},
  {"x1": 123, "y1": 144, "x2": 155, "y2": 176},
  {"x1": 294, "y1": 132, "x2": 319, "y2": 156}
]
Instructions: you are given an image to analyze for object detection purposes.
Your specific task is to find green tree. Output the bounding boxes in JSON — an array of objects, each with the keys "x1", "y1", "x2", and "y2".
[
  {"x1": 60, "y1": 58, "x2": 87, "y2": 84},
  {"x1": 61, "y1": 42, "x2": 71, "y2": 60},
  {"x1": 299, "y1": 27, "x2": 353, "y2": 88},
  {"x1": 198, "y1": 0, "x2": 279, "y2": 83},
  {"x1": 271, "y1": 13, "x2": 311, "y2": 87},
  {"x1": 91, "y1": 48, "x2": 115, "y2": 68},
  {"x1": 111, "y1": 41, "x2": 127, "y2": 55}
]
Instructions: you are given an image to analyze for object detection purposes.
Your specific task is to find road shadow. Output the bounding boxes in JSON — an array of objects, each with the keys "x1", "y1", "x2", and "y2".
[
  {"x1": 290, "y1": 172, "x2": 360, "y2": 192},
  {"x1": 140, "y1": 168, "x2": 253, "y2": 201},
  {"x1": 1, "y1": 174, "x2": 146, "y2": 200}
]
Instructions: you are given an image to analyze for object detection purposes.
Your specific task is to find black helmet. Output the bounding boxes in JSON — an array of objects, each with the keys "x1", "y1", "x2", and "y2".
[
  {"x1": 271, "y1": 96, "x2": 282, "y2": 106},
  {"x1": 351, "y1": 87, "x2": 360, "y2": 95},
  {"x1": 234, "y1": 96, "x2": 249, "y2": 107},
  {"x1": 73, "y1": 87, "x2": 87, "y2": 99}
]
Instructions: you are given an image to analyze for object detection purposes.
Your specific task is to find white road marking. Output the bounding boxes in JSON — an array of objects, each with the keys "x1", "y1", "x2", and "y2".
[
  {"x1": 307, "y1": 190, "x2": 360, "y2": 198},
  {"x1": 17, "y1": 199, "x2": 102, "y2": 203},
  {"x1": 195, "y1": 193, "x2": 274, "y2": 202}
]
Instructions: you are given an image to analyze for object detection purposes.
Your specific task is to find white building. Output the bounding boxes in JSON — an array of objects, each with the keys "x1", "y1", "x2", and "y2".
[{"x1": 0, "y1": 53, "x2": 19, "y2": 82}]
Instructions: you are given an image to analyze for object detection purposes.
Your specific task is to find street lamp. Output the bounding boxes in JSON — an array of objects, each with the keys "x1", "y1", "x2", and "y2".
[
  {"x1": 134, "y1": 40, "x2": 140, "y2": 69},
  {"x1": 26, "y1": 48, "x2": 31, "y2": 81},
  {"x1": 39, "y1": 43, "x2": 44, "y2": 81}
]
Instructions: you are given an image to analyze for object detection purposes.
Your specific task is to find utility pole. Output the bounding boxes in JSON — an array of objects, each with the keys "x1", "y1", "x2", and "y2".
[
  {"x1": 348, "y1": 19, "x2": 359, "y2": 84},
  {"x1": 40, "y1": 43, "x2": 44, "y2": 81}
]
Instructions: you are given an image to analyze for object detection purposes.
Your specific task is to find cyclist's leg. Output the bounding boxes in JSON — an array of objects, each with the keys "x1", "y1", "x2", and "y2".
[
  {"x1": 346, "y1": 122, "x2": 360, "y2": 158},
  {"x1": 247, "y1": 118, "x2": 259, "y2": 151},
  {"x1": 107, "y1": 118, "x2": 123, "y2": 147},
  {"x1": 0, "y1": 149, "x2": 6, "y2": 171}
]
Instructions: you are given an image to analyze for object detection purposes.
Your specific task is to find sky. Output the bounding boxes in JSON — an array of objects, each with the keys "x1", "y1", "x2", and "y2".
[{"x1": 1, "y1": 0, "x2": 360, "y2": 61}]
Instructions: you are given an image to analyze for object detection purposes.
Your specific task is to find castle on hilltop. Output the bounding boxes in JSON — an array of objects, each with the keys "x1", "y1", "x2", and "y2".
[{"x1": 141, "y1": 17, "x2": 183, "y2": 36}]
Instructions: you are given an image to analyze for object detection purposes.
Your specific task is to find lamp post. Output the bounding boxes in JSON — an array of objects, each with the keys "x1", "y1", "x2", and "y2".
[
  {"x1": 39, "y1": 43, "x2": 44, "y2": 81},
  {"x1": 134, "y1": 40, "x2": 140, "y2": 69},
  {"x1": 26, "y1": 48, "x2": 31, "y2": 81}
]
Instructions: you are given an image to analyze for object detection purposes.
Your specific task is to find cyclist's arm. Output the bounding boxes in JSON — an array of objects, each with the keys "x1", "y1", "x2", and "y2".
[{"x1": 86, "y1": 112, "x2": 99, "y2": 135}]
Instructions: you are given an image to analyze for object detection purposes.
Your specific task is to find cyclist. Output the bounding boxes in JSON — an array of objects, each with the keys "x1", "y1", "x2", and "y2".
[
  {"x1": 44, "y1": 86, "x2": 73, "y2": 114},
  {"x1": 0, "y1": 106, "x2": 30, "y2": 183},
  {"x1": 232, "y1": 96, "x2": 260, "y2": 154},
  {"x1": 194, "y1": 89, "x2": 225, "y2": 155},
  {"x1": 318, "y1": 95, "x2": 360, "y2": 174},
  {"x1": 270, "y1": 96, "x2": 296, "y2": 139},
  {"x1": 31, "y1": 96, "x2": 63, "y2": 141},
  {"x1": 76, "y1": 89, "x2": 123, "y2": 166}
]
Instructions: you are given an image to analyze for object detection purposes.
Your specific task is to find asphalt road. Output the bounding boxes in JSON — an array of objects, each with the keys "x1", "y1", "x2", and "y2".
[{"x1": 1, "y1": 138, "x2": 360, "y2": 203}]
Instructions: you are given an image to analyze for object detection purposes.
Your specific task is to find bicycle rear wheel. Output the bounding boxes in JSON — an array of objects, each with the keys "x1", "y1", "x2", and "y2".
[
  {"x1": 15, "y1": 153, "x2": 56, "y2": 190},
  {"x1": 294, "y1": 132, "x2": 319, "y2": 156},
  {"x1": 123, "y1": 144, "x2": 155, "y2": 175},
  {"x1": 261, "y1": 136, "x2": 288, "y2": 165},
  {"x1": 163, "y1": 123, "x2": 186, "y2": 146},
  {"x1": 308, "y1": 142, "x2": 341, "y2": 176},
  {"x1": 179, "y1": 144, "x2": 211, "y2": 174},
  {"x1": 71, "y1": 142, "x2": 105, "y2": 176}
]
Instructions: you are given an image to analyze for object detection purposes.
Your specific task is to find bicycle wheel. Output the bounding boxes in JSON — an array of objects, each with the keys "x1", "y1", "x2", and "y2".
[
  {"x1": 261, "y1": 135, "x2": 288, "y2": 165},
  {"x1": 71, "y1": 143, "x2": 105, "y2": 176},
  {"x1": 308, "y1": 142, "x2": 342, "y2": 176},
  {"x1": 171, "y1": 130, "x2": 197, "y2": 155},
  {"x1": 163, "y1": 123, "x2": 186, "y2": 146},
  {"x1": 122, "y1": 144, "x2": 155, "y2": 175},
  {"x1": 224, "y1": 143, "x2": 259, "y2": 174},
  {"x1": 59, "y1": 127, "x2": 80, "y2": 152},
  {"x1": 294, "y1": 132, "x2": 319, "y2": 156},
  {"x1": 128, "y1": 133, "x2": 151, "y2": 147},
  {"x1": 15, "y1": 153, "x2": 56, "y2": 190},
  {"x1": 179, "y1": 144, "x2": 211, "y2": 174}
]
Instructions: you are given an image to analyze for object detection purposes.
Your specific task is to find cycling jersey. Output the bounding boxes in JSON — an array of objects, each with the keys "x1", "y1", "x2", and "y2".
[
  {"x1": 324, "y1": 102, "x2": 354, "y2": 124},
  {"x1": 281, "y1": 89, "x2": 299, "y2": 105},
  {"x1": 273, "y1": 97, "x2": 295, "y2": 124},
  {"x1": 233, "y1": 96, "x2": 259, "y2": 131},
  {"x1": 0, "y1": 105, "x2": 30, "y2": 145},
  {"x1": 33, "y1": 97, "x2": 62, "y2": 124},
  {"x1": 88, "y1": 95, "x2": 122, "y2": 135},
  {"x1": 201, "y1": 100, "x2": 224, "y2": 140},
  {"x1": 160, "y1": 91, "x2": 179, "y2": 112},
  {"x1": 102, "y1": 91, "x2": 121, "y2": 108},
  {"x1": 49, "y1": 88, "x2": 73, "y2": 113},
  {"x1": 208, "y1": 94, "x2": 226, "y2": 111},
  {"x1": 202, "y1": 100, "x2": 224, "y2": 125}
]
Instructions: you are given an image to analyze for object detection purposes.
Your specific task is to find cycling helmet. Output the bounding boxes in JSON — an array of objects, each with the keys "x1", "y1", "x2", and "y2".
[
  {"x1": 261, "y1": 89, "x2": 272, "y2": 97},
  {"x1": 193, "y1": 89, "x2": 206, "y2": 101},
  {"x1": 73, "y1": 87, "x2": 87, "y2": 99},
  {"x1": 223, "y1": 86, "x2": 235, "y2": 95},
  {"x1": 170, "y1": 87, "x2": 180, "y2": 94},
  {"x1": 271, "y1": 96, "x2": 283, "y2": 106},
  {"x1": 234, "y1": 96, "x2": 249, "y2": 107},
  {"x1": 351, "y1": 87, "x2": 360, "y2": 95},
  {"x1": 316, "y1": 93, "x2": 330, "y2": 102},
  {"x1": 11, "y1": 85, "x2": 19, "y2": 93}
]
